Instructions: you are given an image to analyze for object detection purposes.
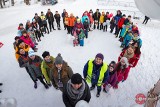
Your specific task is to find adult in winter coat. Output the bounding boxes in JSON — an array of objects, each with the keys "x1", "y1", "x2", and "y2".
[
  {"x1": 40, "y1": 11, "x2": 49, "y2": 34},
  {"x1": 73, "y1": 19, "x2": 84, "y2": 32},
  {"x1": 114, "y1": 57, "x2": 130, "y2": 89},
  {"x1": 50, "y1": 54, "x2": 73, "y2": 91},
  {"x1": 20, "y1": 30, "x2": 35, "y2": 49},
  {"x1": 142, "y1": 16, "x2": 150, "y2": 25},
  {"x1": 54, "y1": 11, "x2": 61, "y2": 30},
  {"x1": 28, "y1": 49, "x2": 49, "y2": 89},
  {"x1": 114, "y1": 10, "x2": 122, "y2": 37},
  {"x1": 103, "y1": 61, "x2": 117, "y2": 93},
  {"x1": 25, "y1": 20, "x2": 32, "y2": 31},
  {"x1": 17, "y1": 48, "x2": 35, "y2": 83},
  {"x1": 83, "y1": 53, "x2": 109, "y2": 97},
  {"x1": 110, "y1": 17, "x2": 116, "y2": 33},
  {"x1": 17, "y1": 23, "x2": 25, "y2": 37},
  {"x1": 13, "y1": 36, "x2": 20, "y2": 50},
  {"x1": 15, "y1": 39, "x2": 30, "y2": 61},
  {"x1": 118, "y1": 46, "x2": 135, "y2": 69},
  {"x1": 62, "y1": 9, "x2": 67, "y2": 30},
  {"x1": 41, "y1": 51, "x2": 55, "y2": 87},
  {"x1": 63, "y1": 73, "x2": 91, "y2": 107},
  {"x1": 68, "y1": 13, "x2": 76, "y2": 35},
  {"x1": 46, "y1": 9, "x2": 56, "y2": 31},
  {"x1": 93, "y1": 9, "x2": 101, "y2": 29}
]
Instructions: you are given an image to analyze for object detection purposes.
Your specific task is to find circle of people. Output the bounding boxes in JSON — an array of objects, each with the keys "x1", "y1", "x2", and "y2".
[{"x1": 13, "y1": 8, "x2": 142, "y2": 107}]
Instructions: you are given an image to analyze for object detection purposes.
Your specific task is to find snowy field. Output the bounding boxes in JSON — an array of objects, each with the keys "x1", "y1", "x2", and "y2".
[{"x1": 0, "y1": 0, "x2": 160, "y2": 107}]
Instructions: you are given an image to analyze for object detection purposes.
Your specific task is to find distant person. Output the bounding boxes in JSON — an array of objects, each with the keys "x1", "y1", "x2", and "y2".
[{"x1": 142, "y1": 16, "x2": 150, "y2": 25}]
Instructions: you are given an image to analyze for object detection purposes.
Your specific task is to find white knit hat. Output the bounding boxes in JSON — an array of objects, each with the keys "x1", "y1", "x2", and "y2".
[
  {"x1": 28, "y1": 48, "x2": 35, "y2": 57},
  {"x1": 120, "y1": 57, "x2": 129, "y2": 67}
]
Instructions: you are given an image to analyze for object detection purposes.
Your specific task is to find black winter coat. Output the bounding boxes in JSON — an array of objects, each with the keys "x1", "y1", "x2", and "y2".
[
  {"x1": 62, "y1": 79, "x2": 91, "y2": 107},
  {"x1": 93, "y1": 12, "x2": 101, "y2": 21},
  {"x1": 54, "y1": 14, "x2": 61, "y2": 22},
  {"x1": 46, "y1": 12, "x2": 54, "y2": 22}
]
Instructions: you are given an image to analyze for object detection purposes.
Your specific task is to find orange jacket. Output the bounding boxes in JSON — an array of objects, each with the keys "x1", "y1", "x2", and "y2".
[
  {"x1": 15, "y1": 44, "x2": 30, "y2": 61},
  {"x1": 64, "y1": 17, "x2": 69, "y2": 26},
  {"x1": 68, "y1": 17, "x2": 76, "y2": 27}
]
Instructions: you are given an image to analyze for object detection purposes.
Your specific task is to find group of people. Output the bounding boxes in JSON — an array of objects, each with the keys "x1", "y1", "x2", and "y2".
[{"x1": 11, "y1": 8, "x2": 143, "y2": 107}]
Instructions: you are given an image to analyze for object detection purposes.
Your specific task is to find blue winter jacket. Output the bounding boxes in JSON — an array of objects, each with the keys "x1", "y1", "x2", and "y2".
[
  {"x1": 81, "y1": 16, "x2": 90, "y2": 24},
  {"x1": 120, "y1": 26, "x2": 131, "y2": 38},
  {"x1": 83, "y1": 60, "x2": 109, "y2": 84},
  {"x1": 122, "y1": 33, "x2": 133, "y2": 47},
  {"x1": 114, "y1": 14, "x2": 122, "y2": 25}
]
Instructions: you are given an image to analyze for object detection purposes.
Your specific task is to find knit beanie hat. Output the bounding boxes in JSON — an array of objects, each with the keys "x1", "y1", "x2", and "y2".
[
  {"x1": 120, "y1": 57, "x2": 129, "y2": 67},
  {"x1": 95, "y1": 53, "x2": 104, "y2": 61},
  {"x1": 42, "y1": 51, "x2": 50, "y2": 58},
  {"x1": 55, "y1": 53, "x2": 63, "y2": 64},
  {"x1": 71, "y1": 73, "x2": 82, "y2": 84},
  {"x1": 28, "y1": 48, "x2": 35, "y2": 57}
]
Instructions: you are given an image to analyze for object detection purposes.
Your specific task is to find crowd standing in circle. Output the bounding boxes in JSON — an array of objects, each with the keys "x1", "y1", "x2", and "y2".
[{"x1": 12, "y1": 8, "x2": 142, "y2": 107}]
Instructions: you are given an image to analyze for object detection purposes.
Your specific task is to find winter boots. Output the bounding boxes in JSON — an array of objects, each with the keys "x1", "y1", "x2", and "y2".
[{"x1": 96, "y1": 91, "x2": 100, "y2": 97}]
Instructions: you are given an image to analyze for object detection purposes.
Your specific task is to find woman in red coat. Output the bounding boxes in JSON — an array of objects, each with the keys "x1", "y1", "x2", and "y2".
[
  {"x1": 132, "y1": 41, "x2": 141, "y2": 67},
  {"x1": 114, "y1": 57, "x2": 130, "y2": 89}
]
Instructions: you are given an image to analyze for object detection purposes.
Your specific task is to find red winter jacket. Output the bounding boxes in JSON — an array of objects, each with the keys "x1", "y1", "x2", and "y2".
[
  {"x1": 115, "y1": 62, "x2": 130, "y2": 82},
  {"x1": 133, "y1": 52, "x2": 141, "y2": 67},
  {"x1": 118, "y1": 49, "x2": 136, "y2": 67},
  {"x1": 118, "y1": 17, "x2": 126, "y2": 29}
]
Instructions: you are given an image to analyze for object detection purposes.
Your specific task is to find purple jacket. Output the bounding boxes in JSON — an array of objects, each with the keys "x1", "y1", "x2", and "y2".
[
  {"x1": 103, "y1": 70, "x2": 117, "y2": 87},
  {"x1": 73, "y1": 22, "x2": 84, "y2": 31}
]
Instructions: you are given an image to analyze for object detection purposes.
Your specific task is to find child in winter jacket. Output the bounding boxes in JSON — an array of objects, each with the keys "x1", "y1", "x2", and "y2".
[
  {"x1": 103, "y1": 61, "x2": 117, "y2": 93},
  {"x1": 83, "y1": 18, "x2": 90, "y2": 38},
  {"x1": 99, "y1": 12, "x2": 105, "y2": 30},
  {"x1": 132, "y1": 41, "x2": 141, "y2": 67},
  {"x1": 77, "y1": 29, "x2": 86, "y2": 46},
  {"x1": 113, "y1": 57, "x2": 130, "y2": 89},
  {"x1": 103, "y1": 12, "x2": 110, "y2": 32},
  {"x1": 121, "y1": 32, "x2": 133, "y2": 48},
  {"x1": 119, "y1": 23, "x2": 131, "y2": 40},
  {"x1": 17, "y1": 23, "x2": 25, "y2": 37},
  {"x1": 132, "y1": 30, "x2": 142, "y2": 48},
  {"x1": 110, "y1": 17, "x2": 116, "y2": 33}
]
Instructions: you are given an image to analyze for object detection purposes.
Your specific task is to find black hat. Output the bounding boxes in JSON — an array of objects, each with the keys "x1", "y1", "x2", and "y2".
[
  {"x1": 55, "y1": 53, "x2": 63, "y2": 64},
  {"x1": 14, "y1": 36, "x2": 20, "y2": 40},
  {"x1": 18, "y1": 39, "x2": 24, "y2": 45},
  {"x1": 71, "y1": 73, "x2": 82, "y2": 84},
  {"x1": 109, "y1": 61, "x2": 116, "y2": 68},
  {"x1": 19, "y1": 23, "x2": 23, "y2": 26},
  {"x1": 42, "y1": 51, "x2": 50, "y2": 58}
]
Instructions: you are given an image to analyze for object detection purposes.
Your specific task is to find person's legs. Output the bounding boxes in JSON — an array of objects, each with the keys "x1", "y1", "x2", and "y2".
[
  {"x1": 96, "y1": 85, "x2": 102, "y2": 97},
  {"x1": 90, "y1": 84, "x2": 96, "y2": 90},
  {"x1": 145, "y1": 19, "x2": 149, "y2": 24},
  {"x1": 37, "y1": 76, "x2": 49, "y2": 89}
]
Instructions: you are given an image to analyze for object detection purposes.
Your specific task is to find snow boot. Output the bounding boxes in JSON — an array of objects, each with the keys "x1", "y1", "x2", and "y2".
[
  {"x1": 44, "y1": 84, "x2": 49, "y2": 89},
  {"x1": 96, "y1": 91, "x2": 100, "y2": 97},
  {"x1": 34, "y1": 82, "x2": 37, "y2": 89}
]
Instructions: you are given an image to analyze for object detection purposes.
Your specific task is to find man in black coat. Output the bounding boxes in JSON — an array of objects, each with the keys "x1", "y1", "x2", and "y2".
[
  {"x1": 54, "y1": 11, "x2": 61, "y2": 30},
  {"x1": 46, "y1": 9, "x2": 56, "y2": 32},
  {"x1": 93, "y1": 9, "x2": 101, "y2": 29},
  {"x1": 63, "y1": 73, "x2": 91, "y2": 107}
]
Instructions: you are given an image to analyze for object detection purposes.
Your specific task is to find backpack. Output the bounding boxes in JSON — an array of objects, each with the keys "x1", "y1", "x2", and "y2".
[{"x1": 144, "y1": 79, "x2": 160, "y2": 107}]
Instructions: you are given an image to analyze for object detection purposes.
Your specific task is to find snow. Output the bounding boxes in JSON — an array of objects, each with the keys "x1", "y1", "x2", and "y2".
[{"x1": 0, "y1": 0, "x2": 160, "y2": 107}]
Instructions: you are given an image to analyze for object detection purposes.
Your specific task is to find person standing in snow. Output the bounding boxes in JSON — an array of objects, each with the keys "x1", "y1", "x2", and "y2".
[
  {"x1": 13, "y1": 36, "x2": 20, "y2": 50},
  {"x1": 41, "y1": 51, "x2": 55, "y2": 87},
  {"x1": 83, "y1": 18, "x2": 89, "y2": 38},
  {"x1": 62, "y1": 9, "x2": 67, "y2": 30},
  {"x1": 17, "y1": 48, "x2": 35, "y2": 84},
  {"x1": 28, "y1": 49, "x2": 49, "y2": 89},
  {"x1": 142, "y1": 16, "x2": 150, "y2": 25},
  {"x1": 83, "y1": 53, "x2": 109, "y2": 97},
  {"x1": 32, "y1": 19, "x2": 42, "y2": 42},
  {"x1": 17, "y1": 23, "x2": 25, "y2": 37},
  {"x1": 50, "y1": 53, "x2": 73, "y2": 91},
  {"x1": 54, "y1": 11, "x2": 61, "y2": 30},
  {"x1": 103, "y1": 12, "x2": 110, "y2": 32},
  {"x1": 113, "y1": 57, "x2": 130, "y2": 89},
  {"x1": 63, "y1": 73, "x2": 91, "y2": 107},
  {"x1": 103, "y1": 61, "x2": 117, "y2": 93},
  {"x1": 46, "y1": 9, "x2": 56, "y2": 31},
  {"x1": 40, "y1": 11, "x2": 50, "y2": 34},
  {"x1": 99, "y1": 12, "x2": 105, "y2": 30},
  {"x1": 93, "y1": 9, "x2": 101, "y2": 29},
  {"x1": 68, "y1": 13, "x2": 76, "y2": 35},
  {"x1": 114, "y1": 10, "x2": 122, "y2": 38}
]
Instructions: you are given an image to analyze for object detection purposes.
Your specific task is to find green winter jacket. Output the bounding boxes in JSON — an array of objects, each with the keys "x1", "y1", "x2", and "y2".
[
  {"x1": 41, "y1": 56, "x2": 55, "y2": 84},
  {"x1": 79, "y1": 30, "x2": 86, "y2": 40},
  {"x1": 28, "y1": 55, "x2": 43, "y2": 81}
]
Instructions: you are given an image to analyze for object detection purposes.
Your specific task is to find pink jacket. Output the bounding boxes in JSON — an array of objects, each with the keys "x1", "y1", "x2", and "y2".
[{"x1": 20, "y1": 35, "x2": 35, "y2": 48}]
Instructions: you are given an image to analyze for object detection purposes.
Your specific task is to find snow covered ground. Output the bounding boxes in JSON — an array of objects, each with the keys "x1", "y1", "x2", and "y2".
[{"x1": 0, "y1": 0, "x2": 160, "y2": 107}]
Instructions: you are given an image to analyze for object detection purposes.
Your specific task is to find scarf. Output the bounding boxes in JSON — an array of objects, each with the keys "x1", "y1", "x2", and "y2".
[{"x1": 67, "y1": 80, "x2": 85, "y2": 101}]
